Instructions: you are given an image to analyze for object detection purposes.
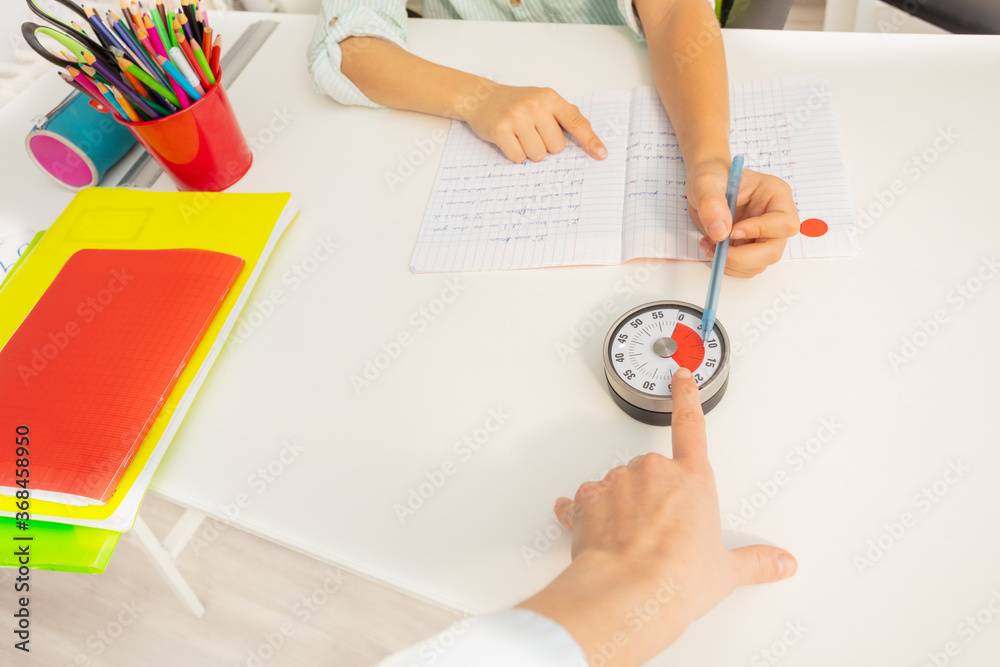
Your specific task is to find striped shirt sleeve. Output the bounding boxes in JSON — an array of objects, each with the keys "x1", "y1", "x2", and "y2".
[{"x1": 306, "y1": 0, "x2": 409, "y2": 108}]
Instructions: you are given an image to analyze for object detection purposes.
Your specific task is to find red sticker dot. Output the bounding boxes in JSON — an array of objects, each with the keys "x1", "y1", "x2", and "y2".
[{"x1": 800, "y1": 218, "x2": 829, "y2": 238}]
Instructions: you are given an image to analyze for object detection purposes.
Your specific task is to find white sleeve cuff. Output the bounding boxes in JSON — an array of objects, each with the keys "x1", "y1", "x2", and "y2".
[
  {"x1": 306, "y1": 1, "x2": 409, "y2": 108},
  {"x1": 376, "y1": 608, "x2": 589, "y2": 667},
  {"x1": 617, "y1": 0, "x2": 646, "y2": 40}
]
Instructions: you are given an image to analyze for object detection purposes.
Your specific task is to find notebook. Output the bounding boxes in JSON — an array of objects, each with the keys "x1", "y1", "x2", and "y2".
[
  {"x1": 0, "y1": 188, "x2": 298, "y2": 531},
  {"x1": 0, "y1": 248, "x2": 244, "y2": 505},
  {"x1": 411, "y1": 75, "x2": 857, "y2": 273}
]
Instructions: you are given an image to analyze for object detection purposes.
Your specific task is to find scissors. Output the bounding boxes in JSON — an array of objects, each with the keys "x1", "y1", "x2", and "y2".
[
  {"x1": 25, "y1": 0, "x2": 110, "y2": 55},
  {"x1": 21, "y1": 23, "x2": 97, "y2": 68}
]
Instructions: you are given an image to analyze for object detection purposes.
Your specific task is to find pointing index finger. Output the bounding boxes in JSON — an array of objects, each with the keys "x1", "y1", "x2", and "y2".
[
  {"x1": 670, "y1": 367, "x2": 708, "y2": 464},
  {"x1": 554, "y1": 99, "x2": 607, "y2": 160}
]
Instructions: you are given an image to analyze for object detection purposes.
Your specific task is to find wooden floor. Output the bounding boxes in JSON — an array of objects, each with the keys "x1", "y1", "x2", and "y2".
[
  {"x1": 1, "y1": 3, "x2": 825, "y2": 666},
  {"x1": 0, "y1": 494, "x2": 465, "y2": 666}
]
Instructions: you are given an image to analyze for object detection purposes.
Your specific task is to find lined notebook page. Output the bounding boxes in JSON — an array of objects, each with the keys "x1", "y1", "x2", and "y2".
[
  {"x1": 622, "y1": 76, "x2": 857, "y2": 261},
  {"x1": 410, "y1": 91, "x2": 631, "y2": 273}
]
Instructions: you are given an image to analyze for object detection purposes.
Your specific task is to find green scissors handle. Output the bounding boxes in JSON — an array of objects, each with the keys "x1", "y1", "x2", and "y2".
[
  {"x1": 24, "y1": 0, "x2": 109, "y2": 54},
  {"x1": 21, "y1": 23, "x2": 96, "y2": 67}
]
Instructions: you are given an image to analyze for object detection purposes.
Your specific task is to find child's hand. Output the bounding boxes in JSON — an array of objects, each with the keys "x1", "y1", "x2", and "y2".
[
  {"x1": 687, "y1": 161, "x2": 801, "y2": 278},
  {"x1": 464, "y1": 84, "x2": 608, "y2": 163}
]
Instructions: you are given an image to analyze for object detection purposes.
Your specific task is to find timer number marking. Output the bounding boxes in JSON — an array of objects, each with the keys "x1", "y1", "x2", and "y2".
[{"x1": 610, "y1": 307, "x2": 723, "y2": 397}]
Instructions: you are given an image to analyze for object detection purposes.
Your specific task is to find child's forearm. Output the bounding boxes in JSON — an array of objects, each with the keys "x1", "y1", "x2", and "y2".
[
  {"x1": 340, "y1": 36, "x2": 492, "y2": 120},
  {"x1": 639, "y1": 0, "x2": 731, "y2": 172},
  {"x1": 339, "y1": 35, "x2": 606, "y2": 162}
]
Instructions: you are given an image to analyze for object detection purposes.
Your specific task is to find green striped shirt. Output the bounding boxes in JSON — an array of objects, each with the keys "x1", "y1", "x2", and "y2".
[{"x1": 307, "y1": 0, "x2": 714, "y2": 107}]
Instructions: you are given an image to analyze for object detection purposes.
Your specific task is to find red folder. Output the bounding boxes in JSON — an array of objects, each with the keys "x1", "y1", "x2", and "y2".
[{"x1": 0, "y1": 248, "x2": 244, "y2": 505}]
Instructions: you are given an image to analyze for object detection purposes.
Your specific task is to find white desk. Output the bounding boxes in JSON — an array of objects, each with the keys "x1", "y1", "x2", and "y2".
[{"x1": 2, "y1": 12, "x2": 999, "y2": 665}]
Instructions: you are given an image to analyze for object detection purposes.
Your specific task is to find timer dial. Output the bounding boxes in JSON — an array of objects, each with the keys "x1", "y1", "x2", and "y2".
[{"x1": 603, "y1": 301, "x2": 730, "y2": 426}]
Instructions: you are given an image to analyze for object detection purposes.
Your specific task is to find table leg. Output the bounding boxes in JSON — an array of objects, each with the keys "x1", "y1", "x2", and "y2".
[{"x1": 130, "y1": 512, "x2": 207, "y2": 618}]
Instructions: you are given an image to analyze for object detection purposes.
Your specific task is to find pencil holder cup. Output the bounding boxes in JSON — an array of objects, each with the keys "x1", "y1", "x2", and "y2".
[
  {"x1": 114, "y1": 82, "x2": 252, "y2": 192},
  {"x1": 25, "y1": 92, "x2": 137, "y2": 190}
]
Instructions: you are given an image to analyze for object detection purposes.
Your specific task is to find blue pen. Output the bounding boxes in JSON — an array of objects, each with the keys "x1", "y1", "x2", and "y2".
[{"x1": 701, "y1": 156, "x2": 744, "y2": 341}]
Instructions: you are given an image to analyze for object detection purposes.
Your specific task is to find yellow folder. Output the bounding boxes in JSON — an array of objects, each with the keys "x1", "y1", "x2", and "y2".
[{"x1": 0, "y1": 188, "x2": 298, "y2": 530}]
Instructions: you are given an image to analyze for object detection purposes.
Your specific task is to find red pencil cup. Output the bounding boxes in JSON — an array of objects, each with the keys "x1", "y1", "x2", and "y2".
[{"x1": 114, "y1": 82, "x2": 252, "y2": 192}]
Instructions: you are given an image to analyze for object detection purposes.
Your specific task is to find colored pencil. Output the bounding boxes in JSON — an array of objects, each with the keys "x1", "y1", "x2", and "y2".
[
  {"x1": 115, "y1": 55, "x2": 177, "y2": 113},
  {"x1": 71, "y1": 21, "x2": 90, "y2": 39},
  {"x1": 156, "y1": 54, "x2": 201, "y2": 101},
  {"x1": 189, "y1": 38, "x2": 215, "y2": 86},
  {"x1": 168, "y1": 45, "x2": 205, "y2": 95},
  {"x1": 143, "y1": 16, "x2": 170, "y2": 58},
  {"x1": 60, "y1": 69, "x2": 110, "y2": 111},
  {"x1": 178, "y1": 12, "x2": 195, "y2": 44},
  {"x1": 117, "y1": 56, "x2": 180, "y2": 108},
  {"x1": 181, "y1": 0, "x2": 201, "y2": 43},
  {"x1": 111, "y1": 22, "x2": 170, "y2": 89},
  {"x1": 156, "y1": 53, "x2": 191, "y2": 109},
  {"x1": 82, "y1": 51, "x2": 160, "y2": 120},
  {"x1": 95, "y1": 80, "x2": 128, "y2": 118},
  {"x1": 156, "y1": 0, "x2": 170, "y2": 39},
  {"x1": 148, "y1": 1, "x2": 172, "y2": 51},
  {"x1": 65, "y1": 65, "x2": 103, "y2": 100},
  {"x1": 84, "y1": 7, "x2": 126, "y2": 54},
  {"x1": 209, "y1": 36, "x2": 220, "y2": 78},
  {"x1": 111, "y1": 85, "x2": 144, "y2": 121},
  {"x1": 171, "y1": 23, "x2": 209, "y2": 89},
  {"x1": 43, "y1": 4, "x2": 223, "y2": 120},
  {"x1": 59, "y1": 72, "x2": 110, "y2": 112}
]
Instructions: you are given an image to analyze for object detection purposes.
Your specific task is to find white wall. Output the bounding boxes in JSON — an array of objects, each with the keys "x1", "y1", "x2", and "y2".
[{"x1": 825, "y1": 0, "x2": 950, "y2": 33}]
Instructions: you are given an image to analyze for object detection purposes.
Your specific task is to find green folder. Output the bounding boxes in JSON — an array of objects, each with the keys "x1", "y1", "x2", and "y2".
[{"x1": 0, "y1": 516, "x2": 120, "y2": 574}]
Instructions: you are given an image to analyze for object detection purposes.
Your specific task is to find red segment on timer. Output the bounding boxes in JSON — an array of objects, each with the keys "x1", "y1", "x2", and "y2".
[{"x1": 670, "y1": 324, "x2": 706, "y2": 371}]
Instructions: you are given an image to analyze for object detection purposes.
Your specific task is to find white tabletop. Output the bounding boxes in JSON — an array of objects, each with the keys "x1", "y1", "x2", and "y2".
[{"x1": 2, "y1": 12, "x2": 999, "y2": 665}]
